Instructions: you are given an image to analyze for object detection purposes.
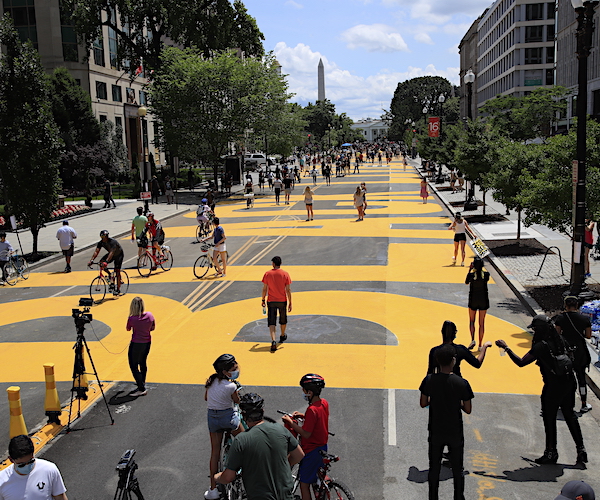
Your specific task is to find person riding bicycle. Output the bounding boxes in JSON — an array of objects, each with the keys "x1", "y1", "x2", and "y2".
[
  {"x1": 143, "y1": 213, "x2": 165, "y2": 269},
  {"x1": 88, "y1": 230, "x2": 124, "y2": 295},
  {"x1": 0, "y1": 232, "x2": 14, "y2": 284},
  {"x1": 197, "y1": 198, "x2": 214, "y2": 226},
  {"x1": 281, "y1": 374, "x2": 329, "y2": 500},
  {"x1": 204, "y1": 354, "x2": 244, "y2": 500},
  {"x1": 216, "y1": 392, "x2": 304, "y2": 500}
]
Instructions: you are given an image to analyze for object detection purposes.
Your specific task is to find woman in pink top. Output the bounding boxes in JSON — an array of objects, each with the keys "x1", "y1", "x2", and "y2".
[{"x1": 126, "y1": 297, "x2": 155, "y2": 397}]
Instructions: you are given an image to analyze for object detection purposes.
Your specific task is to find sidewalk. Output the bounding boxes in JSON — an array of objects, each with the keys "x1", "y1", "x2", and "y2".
[{"x1": 412, "y1": 157, "x2": 600, "y2": 396}]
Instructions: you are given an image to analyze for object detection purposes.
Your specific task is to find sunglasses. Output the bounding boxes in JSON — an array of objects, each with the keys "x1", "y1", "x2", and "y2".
[{"x1": 16, "y1": 458, "x2": 35, "y2": 468}]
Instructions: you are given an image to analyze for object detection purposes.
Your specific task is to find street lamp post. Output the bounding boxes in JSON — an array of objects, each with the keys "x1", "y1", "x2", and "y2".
[
  {"x1": 137, "y1": 105, "x2": 149, "y2": 214},
  {"x1": 463, "y1": 70, "x2": 477, "y2": 209},
  {"x1": 570, "y1": 0, "x2": 598, "y2": 297}
]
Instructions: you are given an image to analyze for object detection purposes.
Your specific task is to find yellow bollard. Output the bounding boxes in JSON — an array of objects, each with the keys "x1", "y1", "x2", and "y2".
[
  {"x1": 7, "y1": 387, "x2": 27, "y2": 439},
  {"x1": 43, "y1": 364, "x2": 62, "y2": 425}
]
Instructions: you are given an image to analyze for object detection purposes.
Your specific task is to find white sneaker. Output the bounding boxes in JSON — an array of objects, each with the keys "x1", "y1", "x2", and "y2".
[
  {"x1": 580, "y1": 403, "x2": 592, "y2": 413},
  {"x1": 204, "y1": 487, "x2": 220, "y2": 499},
  {"x1": 129, "y1": 390, "x2": 147, "y2": 397}
]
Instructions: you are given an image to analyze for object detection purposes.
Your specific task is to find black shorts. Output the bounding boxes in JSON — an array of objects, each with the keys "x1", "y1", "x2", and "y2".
[
  {"x1": 267, "y1": 302, "x2": 287, "y2": 326},
  {"x1": 152, "y1": 237, "x2": 165, "y2": 246},
  {"x1": 62, "y1": 244, "x2": 74, "y2": 257},
  {"x1": 101, "y1": 252, "x2": 123, "y2": 270},
  {"x1": 454, "y1": 233, "x2": 467, "y2": 242},
  {"x1": 584, "y1": 242, "x2": 593, "y2": 249},
  {"x1": 468, "y1": 297, "x2": 489, "y2": 311}
]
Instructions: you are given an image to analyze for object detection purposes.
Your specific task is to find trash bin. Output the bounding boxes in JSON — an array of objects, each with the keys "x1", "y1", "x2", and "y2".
[{"x1": 58, "y1": 195, "x2": 66, "y2": 208}]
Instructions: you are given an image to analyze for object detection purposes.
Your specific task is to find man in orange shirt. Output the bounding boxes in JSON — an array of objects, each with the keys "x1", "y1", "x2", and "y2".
[{"x1": 261, "y1": 256, "x2": 292, "y2": 353}]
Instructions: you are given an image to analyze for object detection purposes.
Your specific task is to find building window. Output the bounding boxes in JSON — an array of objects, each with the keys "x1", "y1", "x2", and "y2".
[
  {"x1": 59, "y1": 2, "x2": 78, "y2": 62},
  {"x1": 546, "y1": 69, "x2": 554, "y2": 85},
  {"x1": 115, "y1": 116, "x2": 123, "y2": 139},
  {"x1": 126, "y1": 88, "x2": 136, "y2": 104},
  {"x1": 546, "y1": 24, "x2": 555, "y2": 41},
  {"x1": 525, "y1": 47, "x2": 543, "y2": 64},
  {"x1": 112, "y1": 85, "x2": 122, "y2": 102},
  {"x1": 93, "y1": 39, "x2": 105, "y2": 67},
  {"x1": 546, "y1": 46, "x2": 555, "y2": 63},
  {"x1": 593, "y1": 90, "x2": 600, "y2": 118},
  {"x1": 139, "y1": 90, "x2": 146, "y2": 105},
  {"x1": 547, "y1": 2, "x2": 556, "y2": 19},
  {"x1": 525, "y1": 26, "x2": 543, "y2": 43},
  {"x1": 96, "y1": 81, "x2": 107, "y2": 100},
  {"x1": 99, "y1": 115, "x2": 108, "y2": 122},
  {"x1": 4, "y1": 0, "x2": 38, "y2": 48},
  {"x1": 108, "y1": 7, "x2": 118, "y2": 69},
  {"x1": 525, "y1": 70, "x2": 543, "y2": 86},
  {"x1": 525, "y1": 3, "x2": 544, "y2": 20}
]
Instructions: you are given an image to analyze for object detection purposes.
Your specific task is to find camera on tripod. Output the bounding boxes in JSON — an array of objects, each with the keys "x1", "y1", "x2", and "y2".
[
  {"x1": 72, "y1": 297, "x2": 93, "y2": 327},
  {"x1": 115, "y1": 449, "x2": 144, "y2": 499}
]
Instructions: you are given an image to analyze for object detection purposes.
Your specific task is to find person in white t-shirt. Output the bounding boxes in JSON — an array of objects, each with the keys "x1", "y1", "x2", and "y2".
[
  {"x1": 0, "y1": 434, "x2": 68, "y2": 500},
  {"x1": 56, "y1": 220, "x2": 77, "y2": 273},
  {"x1": 203, "y1": 354, "x2": 243, "y2": 500}
]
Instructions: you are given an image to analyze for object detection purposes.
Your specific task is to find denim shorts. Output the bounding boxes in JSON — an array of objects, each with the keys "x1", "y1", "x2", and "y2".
[{"x1": 207, "y1": 408, "x2": 240, "y2": 433}]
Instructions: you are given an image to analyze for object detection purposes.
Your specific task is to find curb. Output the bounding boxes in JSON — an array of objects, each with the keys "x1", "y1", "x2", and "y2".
[{"x1": 26, "y1": 205, "x2": 194, "y2": 272}]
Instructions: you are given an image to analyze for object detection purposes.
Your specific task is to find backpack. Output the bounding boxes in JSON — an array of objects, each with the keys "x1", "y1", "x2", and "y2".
[{"x1": 542, "y1": 336, "x2": 574, "y2": 377}]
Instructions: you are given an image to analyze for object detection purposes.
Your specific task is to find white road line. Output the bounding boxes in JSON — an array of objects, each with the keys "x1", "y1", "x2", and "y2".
[
  {"x1": 388, "y1": 388, "x2": 397, "y2": 446},
  {"x1": 50, "y1": 285, "x2": 77, "y2": 298}
]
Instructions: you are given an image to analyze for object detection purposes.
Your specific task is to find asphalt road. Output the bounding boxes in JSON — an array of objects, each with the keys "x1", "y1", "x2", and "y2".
[{"x1": 1, "y1": 159, "x2": 599, "y2": 499}]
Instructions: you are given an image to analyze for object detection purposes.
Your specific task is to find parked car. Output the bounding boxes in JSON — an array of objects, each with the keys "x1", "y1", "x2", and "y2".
[{"x1": 244, "y1": 153, "x2": 267, "y2": 167}]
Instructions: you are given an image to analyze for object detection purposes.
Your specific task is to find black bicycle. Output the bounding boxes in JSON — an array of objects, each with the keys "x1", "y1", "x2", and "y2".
[{"x1": 88, "y1": 262, "x2": 130, "y2": 303}]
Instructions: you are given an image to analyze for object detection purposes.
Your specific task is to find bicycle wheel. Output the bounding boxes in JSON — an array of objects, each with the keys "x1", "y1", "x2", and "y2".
[
  {"x1": 193, "y1": 255, "x2": 211, "y2": 278},
  {"x1": 4, "y1": 262, "x2": 19, "y2": 286},
  {"x1": 89, "y1": 276, "x2": 107, "y2": 303},
  {"x1": 324, "y1": 480, "x2": 355, "y2": 500},
  {"x1": 160, "y1": 250, "x2": 173, "y2": 271},
  {"x1": 18, "y1": 257, "x2": 30, "y2": 280},
  {"x1": 118, "y1": 270, "x2": 130, "y2": 295},
  {"x1": 196, "y1": 225, "x2": 202, "y2": 243},
  {"x1": 137, "y1": 253, "x2": 153, "y2": 277}
]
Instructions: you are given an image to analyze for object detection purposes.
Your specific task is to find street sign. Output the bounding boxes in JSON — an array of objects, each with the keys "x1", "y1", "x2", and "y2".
[
  {"x1": 140, "y1": 191, "x2": 151, "y2": 200},
  {"x1": 428, "y1": 117, "x2": 440, "y2": 138}
]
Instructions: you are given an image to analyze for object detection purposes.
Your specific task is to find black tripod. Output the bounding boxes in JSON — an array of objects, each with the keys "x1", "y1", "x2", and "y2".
[
  {"x1": 114, "y1": 450, "x2": 145, "y2": 500},
  {"x1": 66, "y1": 305, "x2": 114, "y2": 432}
]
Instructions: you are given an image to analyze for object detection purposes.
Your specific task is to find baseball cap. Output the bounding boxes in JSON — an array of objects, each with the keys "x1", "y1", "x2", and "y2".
[{"x1": 555, "y1": 480, "x2": 595, "y2": 500}]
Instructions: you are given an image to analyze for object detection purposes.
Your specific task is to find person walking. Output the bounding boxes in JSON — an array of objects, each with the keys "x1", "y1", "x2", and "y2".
[
  {"x1": 448, "y1": 212, "x2": 470, "y2": 266},
  {"x1": 496, "y1": 315, "x2": 588, "y2": 464},
  {"x1": 584, "y1": 218, "x2": 595, "y2": 278},
  {"x1": 56, "y1": 220, "x2": 77, "y2": 273},
  {"x1": 304, "y1": 186, "x2": 314, "y2": 221},
  {"x1": 126, "y1": 296, "x2": 154, "y2": 397},
  {"x1": 420, "y1": 178, "x2": 429, "y2": 204},
  {"x1": 130, "y1": 207, "x2": 148, "y2": 258},
  {"x1": 245, "y1": 177, "x2": 254, "y2": 209},
  {"x1": 0, "y1": 434, "x2": 68, "y2": 500},
  {"x1": 164, "y1": 176, "x2": 174, "y2": 205},
  {"x1": 353, "y1": 186, "x2": 364, "y2": 221},
  {"x1": 204, "y1": 354, "x2": 244, "y2": 500},
  {"x1": 465, "y1": 257, "x2": 490, "y2": 350},
  {"x1": 420, "y1": 344, "x2": 473, "y2": 500},
  {"x1": 261, "y1": 256, "x2": 292, "y2": 353},
  {"x1": 283, "y1": 175, "x2": 293, "y2": 205},
  {"x1": 361, "y1": 182, "x2": 368, "y2": 214},
  {"x1": 554, "y1": 296, "x2": 593, "y2": 413},
  {"x1": 324, "y1": 164, "x2": 331, "y2": 186},
  {"x1": 0, "y1": 232, "x2": 13, "y2": 285},
  {"x1": 273, "y1": 176, "x2": 283, "y2": 205},
  {"x1": 103, "y1": 179, "x2": 116, "y2": 208},
  {"x1": 311, "y1": 167, "x2": 318, "y2": 186},
  {"x1": 215, "y1": 393, "x2": 304, "y2": 500},
  {"x1": 204, "y1": 217, "x2": 227, "y2": 277},
  {"x1": 151, "y1": 175, "x2": 160, "y2": 204}
]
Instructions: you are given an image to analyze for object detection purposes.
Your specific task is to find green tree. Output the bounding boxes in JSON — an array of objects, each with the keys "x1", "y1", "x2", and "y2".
[
  {"x1": 480, "y1": 86, "x2": 569, "y2": 140},
  {"x1": 0, "y1": 15, "x2": 63, "y2": 256},
  {"x1": 301, "y1": 100, "x2": 336, "y2": 142},
  {"x1": 263, "y1": 103, "x2": 308, "y2": 157},
  {"x1": 389, "y1": 76, "x2": 453, "y2": 141},
  {"x1": 63, "y1": 0, "x2": 264, "y2": 73},
  {"x1": 149, "y1": 49, "x2": 291, "y2": 181}
]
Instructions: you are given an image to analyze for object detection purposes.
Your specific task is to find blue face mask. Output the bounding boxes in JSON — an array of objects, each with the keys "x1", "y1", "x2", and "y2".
[
  {"x1": 15, "y1": 459, "x2": 35, "y2": 475},
  {"x1": 229, "y1": 370, "x2": 239, "y2": 380},
  {"x1": 304, "y1": 393, "x2": 312, "y2": 402}
]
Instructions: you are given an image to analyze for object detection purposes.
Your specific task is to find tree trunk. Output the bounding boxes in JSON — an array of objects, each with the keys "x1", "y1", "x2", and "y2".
[
  {"x1": 31, "y1": 226, "x2": 39, "y2": 257},
  {"x1": 517, "y1": 208, "x2": 522, "y2": 245},
  {"x1": 483, "y1": 189, "x2": 486, "y2": 216}
]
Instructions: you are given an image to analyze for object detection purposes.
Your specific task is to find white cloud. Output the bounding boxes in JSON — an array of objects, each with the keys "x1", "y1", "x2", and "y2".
[
  {"x1": 274, "y1": 42, "x2": 459, "y2": 121},
  {"x1": 382, "y1": 0, "x2": 492, "y2": 20},
  {"x1": 448, "y1": 43, "x2": 459, "y2": 54},
  {"x1": 285, "y1": 0, "x2": 303, "y2": 8},
  {"x1": 340, "y1": 24, "x2": 409, "y2": 53},
  {"x1": 414, "y1": 32, "x2": 434, "y2": 45}
]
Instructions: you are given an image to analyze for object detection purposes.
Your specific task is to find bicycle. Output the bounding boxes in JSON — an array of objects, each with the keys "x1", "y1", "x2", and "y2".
[
  {"x1": 88, "y1": 262, "x2": 129, "y2": 303},
  {"x1": 3, "y1": 250, "x2": 30, "y2": 286},
  {"x1": 136, "y1": 243, "x2": 173, "y2": 277},
  {"x1": 277, "y1": 411, "x2": 354, "y2": 500},
  {"x1": 193, "y1": 241, "x2": 227, "y2": 279},
  {"x1": 196, "y1": 219, "x2": 212, "y2": 242}
]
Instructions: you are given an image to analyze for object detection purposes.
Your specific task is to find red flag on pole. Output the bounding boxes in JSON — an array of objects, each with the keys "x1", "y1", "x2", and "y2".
[{"x1": 428, "y1": 117, "x2": 440, "y2": 138}]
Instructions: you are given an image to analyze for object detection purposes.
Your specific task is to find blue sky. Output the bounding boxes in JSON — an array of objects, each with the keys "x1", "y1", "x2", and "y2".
[{"x1": 243, "y1": 0, "x2": 494, "y2": 121}]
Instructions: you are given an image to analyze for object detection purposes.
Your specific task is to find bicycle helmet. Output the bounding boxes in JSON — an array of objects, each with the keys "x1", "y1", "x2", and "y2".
[
  {"x1": 300, "y1": 373, "x2": 326, "y2": 392},
  {"x1": 201, "y1": 198, "x2": 208, "y2": 203},
  {"x1": 212, "y1": 353, "x2": 236, "y2": 373},
  {"x1": 239, "y1": 392, "x2": 265, "y2": 419},
  {"x1": 147, "y1": 212, "x2": 154, "y2": 218},
  {"x1": 99, "y1": 230, "x2": 109, "y2": 237}
]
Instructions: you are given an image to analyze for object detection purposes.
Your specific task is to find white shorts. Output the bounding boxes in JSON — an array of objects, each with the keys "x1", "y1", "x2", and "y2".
[
  {"x1": 197, "y1": 216, "x2": 208, "y2": 224},
  {"x1": 214, "y1": 243, "x2": 226, "y2": 252}
]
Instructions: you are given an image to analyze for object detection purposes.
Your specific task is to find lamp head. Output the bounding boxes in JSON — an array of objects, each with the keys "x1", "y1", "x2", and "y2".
[
  {"x1": 571, "y1": 0, "x2": 584, "y2": 8},
  {"x1": 438, "y1": 95, "x2": 446, "y2": 103},
  {"x1": 137, "y1": 106, "x2": 147, "y2": 117},
  {"x1": 464, "y1": 69, "x2": 475, "y2": 84}
]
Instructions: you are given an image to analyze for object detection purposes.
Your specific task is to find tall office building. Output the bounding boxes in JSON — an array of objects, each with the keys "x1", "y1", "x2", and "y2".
[
  {"x1": 459, "y1": 15, "x2": 484, "y2": 119},
  {"x1": 471, "y1": 0, "x2": 556, "y2": 110},
  {"x1": 2, "y1": 0, "x2": 163, "y2": 172}
]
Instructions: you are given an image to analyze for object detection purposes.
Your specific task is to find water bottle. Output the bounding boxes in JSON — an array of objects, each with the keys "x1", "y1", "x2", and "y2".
[{"x1": 262, "y1": 305, "x2": 266, "y2": 315}]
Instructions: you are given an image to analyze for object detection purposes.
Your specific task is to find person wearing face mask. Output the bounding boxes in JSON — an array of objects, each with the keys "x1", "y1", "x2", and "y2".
[
  {"x1": 281, "y1": 374, "x2": 329, "y2": 500},
  {"x1": 0, "y1": 434, "x2": 68, "y2": 499},
  {"x1": 204, "y1": 354, "x2": 243, "y2": 500}
]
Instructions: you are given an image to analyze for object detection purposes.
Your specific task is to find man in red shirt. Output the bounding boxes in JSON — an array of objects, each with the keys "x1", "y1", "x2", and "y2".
[
  {"x1": 282, "y1": 374, "x2": 329, "y2": 500},
  {"x1": 261, "y1": 255, "x2": 292, "y2": 353}
]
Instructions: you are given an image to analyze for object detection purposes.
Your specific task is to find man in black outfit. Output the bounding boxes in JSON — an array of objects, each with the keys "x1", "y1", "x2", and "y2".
[
  {"x1": 496, "y1": 314, "x2": 587, "y2": 464},
  {"x1": 88, "y1": 230, "x2": 124, "y2": 295},
  {"x1": 554, "y1": 296, "x2": 593, "y2": 413},
  {"x1": 420, "y1": 344, "x2": 473, "y2": 500},
  {"x1": 427, "y1": 320, "x2": 492, "y2": 376}
]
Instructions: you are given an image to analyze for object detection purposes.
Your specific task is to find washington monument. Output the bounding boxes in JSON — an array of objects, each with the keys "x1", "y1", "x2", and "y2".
[{"x1": 318, "y1": 58, "x2": 325, "y2": 102}]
